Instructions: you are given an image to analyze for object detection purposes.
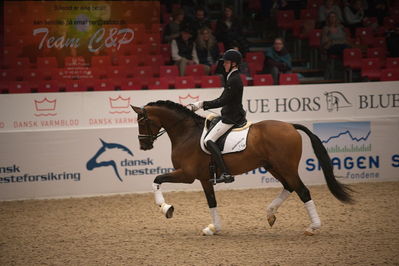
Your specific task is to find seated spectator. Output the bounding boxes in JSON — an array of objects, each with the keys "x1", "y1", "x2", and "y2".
[
  {"x1": 171, "y1": 27, "x2": 199, "y2": 76},
  {"x1": 263, "y1": 37, "x2": 292, "y2": 85},
  {"x1": 318, "y1": 0, "x2": 344, "y2": 28},
  {"x1": 344, "y1": 0, "x2": 366, "y2": 37},
  {"x1": 321, "y1": 11, "x2": 351, "y2": 57},
  {"x1": 190, "y1": 7, "x2": 211, "y2": 39},
  {"x1": 215, "y1": 5, "x2": 249, "y2": 53},
  {"x1": 195, "y1": 27, "x2": 219, "y2": 74},
  {"x1": 163, "y1": 8, "x2": 188, "y2": 43}
]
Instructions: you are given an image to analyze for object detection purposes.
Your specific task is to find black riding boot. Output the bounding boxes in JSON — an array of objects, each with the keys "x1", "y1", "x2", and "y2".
[{"x1": 206, "y1": 140, "x2": 235, "y2": 184}]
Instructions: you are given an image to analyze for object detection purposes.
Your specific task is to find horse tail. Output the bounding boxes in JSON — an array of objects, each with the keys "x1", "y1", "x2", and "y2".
[{"x1": 292, "y1": 123, "x2": 353, "y2": 203}]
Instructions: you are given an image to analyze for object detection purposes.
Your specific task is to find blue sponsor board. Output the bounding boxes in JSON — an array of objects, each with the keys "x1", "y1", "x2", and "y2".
[
  {"x1": 86, "y1": 139, "x2": 174, "y2": 181},
  {"x1": 306, "y1": 121, "x2": 382, "y2": 180},
  {"x1": 313, "y1": 121, "x2": 371, "y2": 153}
]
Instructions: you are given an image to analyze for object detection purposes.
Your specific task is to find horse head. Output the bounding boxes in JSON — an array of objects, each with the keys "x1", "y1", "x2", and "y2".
[{"x1": 131, "y1": 105, "x2": 164, "y2": 151}]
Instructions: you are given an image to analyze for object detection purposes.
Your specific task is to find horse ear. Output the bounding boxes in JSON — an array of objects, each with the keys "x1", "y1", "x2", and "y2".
[{"x1": 130, "y1": 105, "x2": 143, "y2": 114}]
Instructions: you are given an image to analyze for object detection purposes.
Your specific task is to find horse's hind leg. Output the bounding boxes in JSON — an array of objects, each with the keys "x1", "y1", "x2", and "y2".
[
  {"x1": 265, "y1": 171, "x2": 293, "y2": 227},
  {"x1": 286, "y1": 174, "x2": 321, "y2": 235}
]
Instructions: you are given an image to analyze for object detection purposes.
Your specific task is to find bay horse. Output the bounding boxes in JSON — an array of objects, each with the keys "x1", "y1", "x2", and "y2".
[{"x1": 131, "y1": 100, "x2": 352, "y2": 236}]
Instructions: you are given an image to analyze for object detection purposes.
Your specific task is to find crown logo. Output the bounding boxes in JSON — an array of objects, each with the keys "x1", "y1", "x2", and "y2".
[
  {"x1": 109, "y1": 95, "x2": 131, "y2": 114},
  {"x1": 35, "y1": 98, "x2": 57, "y2": 111},
  {"x1": 179, "y1": 94, "x2": 199, "y2": 106}
]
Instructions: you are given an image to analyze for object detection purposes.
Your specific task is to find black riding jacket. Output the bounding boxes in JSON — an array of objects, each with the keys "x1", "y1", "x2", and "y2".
[{"x1": 203, "y1": 69, "x2": 246, "y2": 125}]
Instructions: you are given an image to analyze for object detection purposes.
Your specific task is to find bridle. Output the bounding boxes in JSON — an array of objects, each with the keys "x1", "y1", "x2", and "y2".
[{"x1": 137, "y1": 107, "x2": 166, "y2": 144}]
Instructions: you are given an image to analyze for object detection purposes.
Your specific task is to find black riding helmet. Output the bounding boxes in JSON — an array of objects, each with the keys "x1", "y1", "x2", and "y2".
[{"x1": 222, "y1": 49, "x2": 242, "y2": 65}]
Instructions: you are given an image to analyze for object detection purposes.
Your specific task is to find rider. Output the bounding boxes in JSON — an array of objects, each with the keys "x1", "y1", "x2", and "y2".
[{"x1": 189, "y1": 49, "x2": 247, "y2": 183}]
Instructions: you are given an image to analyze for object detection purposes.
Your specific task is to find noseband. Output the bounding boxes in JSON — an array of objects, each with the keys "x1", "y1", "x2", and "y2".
[{"x1": 137, "y1": 108, "x2": 166, "y2": 144}]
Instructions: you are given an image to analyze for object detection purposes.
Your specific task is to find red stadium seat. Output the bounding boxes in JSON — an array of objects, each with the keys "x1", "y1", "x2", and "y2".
[
  {"x1": 6, "y1": 81, "x2": 33, "y2": 93},
  {"x1": 253, "y1": 74, "x2": 274, "y2": 86},
  {"x1": 0, "y1": 69, "x2": 18, "y2": 81},
  {"x1": 160, "y1": 44, "x2": 171, "y2": 63},
  {"x1": 276, "y1": 10, "x2": 295, "y2": 31},
  {"x1": 174, "y1": 76, "x2": 196, "y2": 89},
  {"x1": 367, "y1": 47, "x2": 386, "y2": 60},
  {"x1": 22, "y1": 69, "x2": 47, "y2": 81},
  {"x1": 380, "y1": 69, "x2": 399, "y2": 81},
  {"x1": 279, "y1": 73, "x2": 299, "y2": 85},
  {"x1": 37, "y1": 57, "x2": 58, "y2": 69},
  {"x1": 117, "y1": 55, "x2": 139, "y2": 68},
  {"x1": 385, "y1": 57, "x2": 399, "y2": 69},
  {"x1": 160, "y1": 65, "x2": 179, "y2": 77},
  {"x1": 200, "y1": 75, "x2": 222, "y2": 88},
  {"x1": 64, "y1": 80, "x2": 88, "y2": 92},
  {"x1": 248, "y1": 62, "x2": 264, "y2": 75},
  {"x1": 131, "y1": 44, "x2": 150, "y2": 55},
  {"x1": 37, "y1": 80, "x2": 61, "y2": 93},
  {"x1": 185, "y1": 64, "x2": 207, "y2": 77},
  {"x1": 355, "y1": 27, "x2": 373, "y2": 46},
  {"x1": 245, "y1": 52, "x2": 265, "y2": 65},
  {"x1": 133, "y1": 66, "x2": 154, "y2": 78},
  {"x1": 92, "y1": 79, "x2": 115, "y2": 91},
  {"x1": 10, "y1": 57, "x2": 32, "y2": 69},
  {"x1": 107, "y1": 66, "x2": 128, "y2": 79},
  {"x1": 217, "y1": 42, "x2": 225, "y2": 53},
  {"x1": 119, "y1": 78, "x2": 143, "y2": 90},
  {"x1": 300, "y1": 8, "x2": 317, "y2": 20},
  {"x1": 361, "y1": 58, "x2": 382, "y2": 81},
  {"x1": 343, "y1": 48, "x2": 363, "y2": 82},
  {"x1": 148, "y1": 77, "x2": 169, "y2": 90},
  {"x1": 91, "y1": 56, "x2": 112, "y2": 68}
]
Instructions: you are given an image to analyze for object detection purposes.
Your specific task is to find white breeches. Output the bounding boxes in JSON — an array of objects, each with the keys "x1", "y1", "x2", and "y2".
[{"x1": 204, "y1": 120, "x2": 234, "y2": 143}]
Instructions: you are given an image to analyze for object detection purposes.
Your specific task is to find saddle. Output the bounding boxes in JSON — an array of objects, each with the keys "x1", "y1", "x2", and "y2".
[{"x1": 200, "y1": 114, "x2": 251, "y2": 155}]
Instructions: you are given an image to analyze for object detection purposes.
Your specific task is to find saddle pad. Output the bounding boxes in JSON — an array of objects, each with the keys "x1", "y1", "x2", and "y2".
[{"x1": 200, "y1": 124, "x2": 250, "y2": 155}]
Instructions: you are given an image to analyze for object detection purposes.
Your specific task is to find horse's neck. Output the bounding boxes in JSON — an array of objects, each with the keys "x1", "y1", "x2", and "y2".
[{"x1": 156, "y1": 108, "x2": 201, "y2": 144}]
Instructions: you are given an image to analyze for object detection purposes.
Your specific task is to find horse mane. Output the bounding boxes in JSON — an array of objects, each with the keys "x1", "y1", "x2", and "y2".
[{"x1": 146, "y1": 100, "x2": 205, "y2": 126}]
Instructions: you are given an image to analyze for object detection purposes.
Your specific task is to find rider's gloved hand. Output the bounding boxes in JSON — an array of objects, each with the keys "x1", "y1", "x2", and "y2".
[{"x1": 188, "y1": 101, "x2": 203, "y2": 112}]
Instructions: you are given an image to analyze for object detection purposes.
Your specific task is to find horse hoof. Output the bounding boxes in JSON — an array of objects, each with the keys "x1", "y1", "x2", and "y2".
[
  {"x1": 160, "y1": 203, "x2": 174, "y2": 219},
  {"x1": 267, "y1": 214, "x2": 276, "y2": 227},
  {"x1": 304, "y1": 227, "x2": 319, "y2": 236},
  {"x1": 202, "y1": 224, "x2": 217, "y2": 236}
]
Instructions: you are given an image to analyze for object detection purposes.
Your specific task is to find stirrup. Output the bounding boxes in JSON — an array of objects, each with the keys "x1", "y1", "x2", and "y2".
[{"x1": 210, "y1": 173, "x2": 235, "y2": 184}]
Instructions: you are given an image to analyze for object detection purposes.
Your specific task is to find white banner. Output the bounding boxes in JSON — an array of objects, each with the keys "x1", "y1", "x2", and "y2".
[{"x1": 1, "y1": 81, "x2": 398, "y2": 200}]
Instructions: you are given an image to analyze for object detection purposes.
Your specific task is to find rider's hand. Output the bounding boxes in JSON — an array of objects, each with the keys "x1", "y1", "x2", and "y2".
[{"x1": 188, "y1": 101, "x2": 203, "y2": 112}]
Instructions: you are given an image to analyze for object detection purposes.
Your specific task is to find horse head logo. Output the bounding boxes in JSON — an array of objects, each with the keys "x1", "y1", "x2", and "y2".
[
  {"x1": 324, "y1": 91, "x2": 352, "y2": 112},
  {"x1": 86, "y1": 139, "x2": 133, "y2": 182}
]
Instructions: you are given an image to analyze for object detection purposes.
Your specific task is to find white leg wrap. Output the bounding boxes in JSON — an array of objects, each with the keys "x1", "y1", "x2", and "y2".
[
  {"x1": 152, "y1": 183, "x2": 165, "y2": 206},
  {"x1": 267, "y1": 189, "x2": 291, "y2": 215},
  {"x1": 202, "y1": 208, "x2": 221, "y2": 236},
  {"x1": 304, "y1": 200, "x2": 321, "y2": 230},
  {"x1": 210, "y1": 207, "x2": 221, "y2": 231}
]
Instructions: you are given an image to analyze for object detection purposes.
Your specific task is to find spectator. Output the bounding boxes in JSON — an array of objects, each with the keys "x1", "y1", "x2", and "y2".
[
  {"x1": 171, "y1": 27, "x2": 199, "y2": 76},
  {"x1": 321, "y1": 11, "x2": 351, "y2": 57},
  {"x1": 263, "y1": 37, "x2": 292, "y2": 85},
  {"x1": 195, "y1": 27, "x2": 219, "y2": 74},
  {"x1": 318, "y1": 0, "x2": 344, "y2": 28},
  {"x1": 368, "y1": 0, "x2": 388, "y2": 26},
  {"x1": 215, "y1": 5, "x2": 249, "y2": 53},
  {"x1": 163, "y1": 8, "x2": 187, "y2": 43},
  {"x1": 344, "y1": 0, "x2": 366, "y2": 37},
  {"x1": 190, "y1": 7, "x2": 211, "y2": 39}
]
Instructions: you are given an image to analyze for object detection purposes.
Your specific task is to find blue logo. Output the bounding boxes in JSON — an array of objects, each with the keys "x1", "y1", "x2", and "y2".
[
  {"x1": 313, "y1": 121, "x2": 371, "y2": 153},
  {"x1": 86, "y1": 139, "x2": 133, "y2": 182}
]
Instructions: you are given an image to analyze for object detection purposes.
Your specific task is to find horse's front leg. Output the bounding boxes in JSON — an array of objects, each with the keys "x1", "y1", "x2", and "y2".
[
  {"x1": 200, "y1": 179, "x2": 221, "y2": 236},
  {"x1": 152, "y1": 169, "x2": 194, "y2": 219}
]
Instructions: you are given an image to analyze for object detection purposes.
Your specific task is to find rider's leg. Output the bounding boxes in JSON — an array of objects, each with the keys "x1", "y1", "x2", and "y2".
[{"x1": 204, "y1": 120, "x2": 234, "y2": 183}]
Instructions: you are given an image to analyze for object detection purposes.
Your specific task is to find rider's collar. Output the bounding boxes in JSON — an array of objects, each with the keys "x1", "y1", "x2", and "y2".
[{"x1": 226, "y1": 68, "x2": 238, "y2": 81}]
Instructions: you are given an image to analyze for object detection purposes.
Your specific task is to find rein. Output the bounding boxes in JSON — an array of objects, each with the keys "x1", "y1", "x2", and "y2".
[{"x1": 137, "y1": 108, "x2": 167, "y2": 143}]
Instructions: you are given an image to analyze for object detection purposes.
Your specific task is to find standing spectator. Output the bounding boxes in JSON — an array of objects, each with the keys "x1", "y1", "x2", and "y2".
[
  {"x1": 163, "y1": 8, "x2": 187, "y2": 43},
  {"x1": 318, "y1": 0, "x2": 344, "y2": 28},
  {"x1": 195, "y1": 27, "x2": 219, "y2": 74},
  {"x1": 171, "y1": 28, "x2": 199, "y2": 76},
  {"x1": 190, "y1": 7, "x2": 211, "y2": 39},
  {"x1": 263, "y1": 37, "x2": 292, "y2": 85},
  {"x1": 321, "y1": 11, "x2": 351, "y2": 57},
  {"x1": 344, "y1": 0, "x2": 366, "y2": 37},
  {"x1": 215, "y1": 5, "x2": 248, "y2": 53}
]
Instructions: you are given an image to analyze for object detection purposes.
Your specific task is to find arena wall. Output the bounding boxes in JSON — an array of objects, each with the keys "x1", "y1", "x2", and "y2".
[{"x1": 1, "y1": 81, "x2": 398, "y2": 200}]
